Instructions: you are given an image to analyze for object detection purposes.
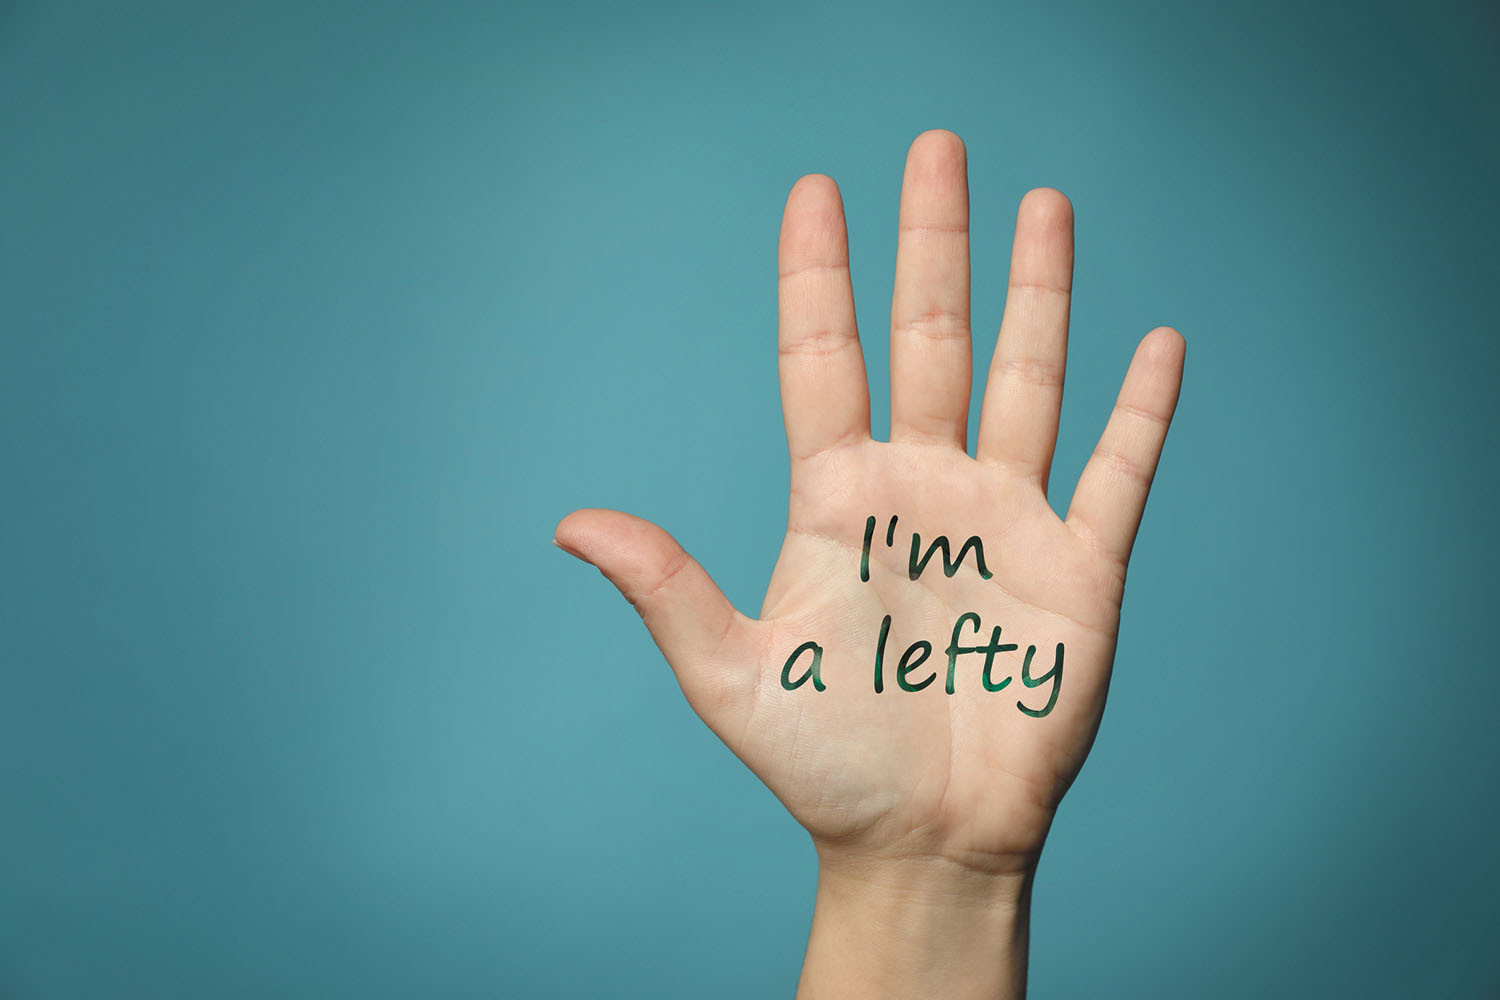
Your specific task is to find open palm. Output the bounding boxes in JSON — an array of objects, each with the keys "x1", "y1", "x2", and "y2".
[{"x1": 555, "y1": 130, "x2": 1185, "y2": 881}]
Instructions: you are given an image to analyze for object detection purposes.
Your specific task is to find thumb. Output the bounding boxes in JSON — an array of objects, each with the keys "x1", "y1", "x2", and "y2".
[{"x1": 553, "y1": 507, "x2": 761, "y2": 729}]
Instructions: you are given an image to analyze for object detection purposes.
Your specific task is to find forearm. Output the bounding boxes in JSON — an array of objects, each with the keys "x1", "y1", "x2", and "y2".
[{"x1": 794, "y1": 853, "x2": 1035, "y2": 1000}]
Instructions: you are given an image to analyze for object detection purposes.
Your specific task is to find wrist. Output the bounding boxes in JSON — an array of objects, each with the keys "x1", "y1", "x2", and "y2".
[{"x1": 795, "y1": 849, "x2": 1036, "y2": 1000}]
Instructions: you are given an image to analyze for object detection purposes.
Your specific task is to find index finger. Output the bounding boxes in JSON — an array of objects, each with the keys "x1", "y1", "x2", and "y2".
[{"x1": 777, "y1": 174, "x2": 871, "y2": 465}]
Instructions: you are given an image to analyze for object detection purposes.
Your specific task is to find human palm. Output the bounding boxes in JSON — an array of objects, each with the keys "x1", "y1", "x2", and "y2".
[{"x1": 556, "y1": 130, "x2": 1184, "y2": 881}]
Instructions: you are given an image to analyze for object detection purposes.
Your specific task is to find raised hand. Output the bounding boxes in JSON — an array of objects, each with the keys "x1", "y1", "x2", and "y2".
[{"x1": 555, "y1": 129, "x2": 1184, "y2": 998}]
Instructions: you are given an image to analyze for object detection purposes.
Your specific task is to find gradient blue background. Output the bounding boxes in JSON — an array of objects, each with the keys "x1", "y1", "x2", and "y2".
[{"x1": 3, "y1": 1, "x2": 1498, "y2": 996}]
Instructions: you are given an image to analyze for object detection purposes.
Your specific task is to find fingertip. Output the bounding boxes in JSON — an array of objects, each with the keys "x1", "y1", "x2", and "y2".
[
  {"x1": 902, "y1": 130, "x2": 969, "y2": 205},
  {"x1": 552, "y1": 507, "x2": 588, "y2": 544},
  {"x1": 552, "y1": 507, "x2": 627, "y2": 563},
  {"x1": 914, "y1": 127, "x2": 965, "y2": 146},
  {"x1": 779, "y1": 176, "x2": 851, "y2": 273},
  {"x1": 1020, "y1": 186, "x2": 1073, "y2": 224},
  {"x1": 552, "y1": 510, "x2": 593, "y2": 563},
  {"x1": 909, "y1": 128, "x2": 967, "y2": 164},
  {"x1": 1140, "y1": 326, "x2": 1187, "y2": 367},
  {"x1": 788, "y1": 172, "x2": 840, "y2": 204}
]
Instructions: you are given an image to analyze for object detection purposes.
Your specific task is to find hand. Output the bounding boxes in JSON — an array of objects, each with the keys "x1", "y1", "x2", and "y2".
[{"x1": 555, "y1": 129, "x2": 1185, "y2": 998}]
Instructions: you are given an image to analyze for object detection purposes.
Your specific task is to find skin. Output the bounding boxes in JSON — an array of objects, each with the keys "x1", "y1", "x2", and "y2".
[{"x1": 554, "y1": 129, "x2": 1185, "y2": 998}]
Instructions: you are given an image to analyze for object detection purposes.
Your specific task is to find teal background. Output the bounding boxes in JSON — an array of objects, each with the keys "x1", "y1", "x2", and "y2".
[{"x1": 2, "y1": 1, "x2": 1498, "y2": 996}]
